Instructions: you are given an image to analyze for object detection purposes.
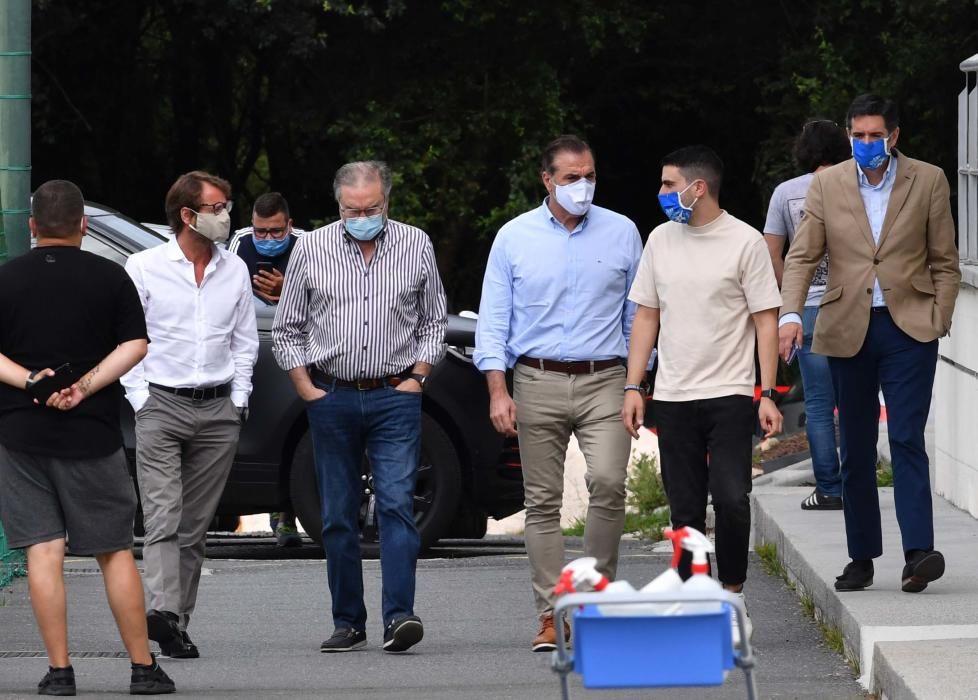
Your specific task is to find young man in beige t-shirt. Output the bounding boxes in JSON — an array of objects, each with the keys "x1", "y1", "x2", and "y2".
[{"x1": 621, "y1": 145, "x2": 782, "y2": 644}]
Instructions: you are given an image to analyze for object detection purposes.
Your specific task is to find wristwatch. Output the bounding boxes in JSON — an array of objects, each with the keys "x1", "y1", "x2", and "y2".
[
  {"x1": 410, "y1": 373, "x2": 428, "y2": 389},
  {"x1": 759, "y1": 388, "x2": 778, "y2": 400},
  {"x1": 624, "y1": 383, "x2": 648, "y2": 397}
]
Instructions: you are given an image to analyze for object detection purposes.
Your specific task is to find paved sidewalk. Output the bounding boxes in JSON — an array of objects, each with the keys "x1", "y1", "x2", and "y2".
[{"x1": 753, "y1": 459, "x2": 978, "y2": 699}]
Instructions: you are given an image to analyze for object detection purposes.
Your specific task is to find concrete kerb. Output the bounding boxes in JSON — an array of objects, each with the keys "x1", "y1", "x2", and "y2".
[
  {"x1": 751, "y1": 498, "x2": 863, "y2": 673},
  {"x1": 751, "y1": 457, "x2": 815, "y2": 488},
  {"x1": 752, "y1": 485, "x2": 978, "y2": 698}
]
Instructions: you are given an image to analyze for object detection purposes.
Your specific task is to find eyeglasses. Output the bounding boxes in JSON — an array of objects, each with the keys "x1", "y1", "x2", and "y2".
[
  {"x1": 196, "y1": 201, "x2": 233, "y2": 215},
  {"x1": 252, "y1": 226, "x2": 287, "y2": 239},
  {"x1": 339, "y1": 204, "x2": 385, "y2": 218}
]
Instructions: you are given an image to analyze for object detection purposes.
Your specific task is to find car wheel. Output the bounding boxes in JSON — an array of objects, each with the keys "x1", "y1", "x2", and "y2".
[{"x1": 289, "y1": 412, "x2": 462, "y2": 554}]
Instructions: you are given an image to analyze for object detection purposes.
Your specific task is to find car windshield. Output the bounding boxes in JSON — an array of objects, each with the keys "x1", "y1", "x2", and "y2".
[{"x1": 86, "y1": 211, "x2": 167, "y2": 251}]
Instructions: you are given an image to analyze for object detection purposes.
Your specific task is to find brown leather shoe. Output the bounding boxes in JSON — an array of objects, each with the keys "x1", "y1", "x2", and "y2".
[{"x1": 531, "y1": 613, "x2": 571, "y2": 652}]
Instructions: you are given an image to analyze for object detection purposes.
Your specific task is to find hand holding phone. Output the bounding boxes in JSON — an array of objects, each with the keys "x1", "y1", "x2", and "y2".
[
  {"x1": 27, "y1": 363, "x2": 80, "y2": 404},
  {"x1": 255, "y1": 261, "x2": 275, "y2": 275},
  {"x1": 785, "y1": 343, "x2": 800, "y2": 365}
]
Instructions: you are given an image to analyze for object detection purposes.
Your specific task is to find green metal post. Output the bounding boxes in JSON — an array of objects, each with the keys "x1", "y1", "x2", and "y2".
[{"x1": 0, "y1": 0, "x2": 31, "y2": 263}]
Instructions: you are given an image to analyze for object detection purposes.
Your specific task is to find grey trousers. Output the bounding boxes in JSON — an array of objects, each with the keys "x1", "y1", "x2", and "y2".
[
  {"x1": 134, "y1": 387, "x2": 240, "y2": 630},
  {"x1": 513, "y1": 363, "x2": 632, "y2": 616}
]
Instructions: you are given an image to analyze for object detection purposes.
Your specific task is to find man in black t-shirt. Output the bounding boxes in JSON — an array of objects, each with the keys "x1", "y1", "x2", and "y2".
[
  {"x1": 0, "y1": 180, "x2": 174, "y2": 696},
  {"x1": 227, "y1": 191, "x2": 302, "y2": 304}
]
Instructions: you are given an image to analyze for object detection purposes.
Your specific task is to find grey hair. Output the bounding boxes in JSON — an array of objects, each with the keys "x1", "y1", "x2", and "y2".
[{"x1": 333, "y1": 161, "x2": 392, "y2": 203}]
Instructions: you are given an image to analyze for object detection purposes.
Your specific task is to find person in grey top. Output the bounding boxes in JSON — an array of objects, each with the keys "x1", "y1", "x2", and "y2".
[
  {"x1": 764, "y1": 119, "x2": 851, "y2": 510},
  {"x1": 272, "y1": 161, "x2": 447, "y2": 654}
]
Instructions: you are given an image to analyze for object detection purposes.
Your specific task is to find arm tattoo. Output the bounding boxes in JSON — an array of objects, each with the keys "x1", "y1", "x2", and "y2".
[{"x1": 78, "y1": 364, "x2": 99, "y2": 397}]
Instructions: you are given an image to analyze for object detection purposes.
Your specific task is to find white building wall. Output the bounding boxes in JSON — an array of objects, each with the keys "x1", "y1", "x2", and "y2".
[
  {"x1": 934, "y1": 272, "x2": 978, "y2": 518},
  {"x1": 934, "y1": 55, "x2": 978, "y2": 518}
]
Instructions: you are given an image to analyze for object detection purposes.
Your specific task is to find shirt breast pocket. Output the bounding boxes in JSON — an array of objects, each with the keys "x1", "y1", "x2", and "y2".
[{"x1": 581, "y1": 257, "x2": 628, "y2": 298}]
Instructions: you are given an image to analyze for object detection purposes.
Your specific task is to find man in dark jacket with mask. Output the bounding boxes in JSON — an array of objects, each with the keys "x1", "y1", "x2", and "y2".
[
  {"x1": 121, "y1": 170, "x2": 259, "y2": 659},
  {"x1": 227, "y1": 192, "x2": 303, "y2": 305}
]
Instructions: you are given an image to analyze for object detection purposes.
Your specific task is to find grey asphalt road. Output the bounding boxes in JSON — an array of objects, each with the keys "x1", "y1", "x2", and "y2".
[{"x1": 0, "y1": 537, "x2": 868, "y2": 699}]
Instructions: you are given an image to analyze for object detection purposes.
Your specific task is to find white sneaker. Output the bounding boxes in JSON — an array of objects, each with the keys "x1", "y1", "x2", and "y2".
[{"x1": 729, "y1": 591, "x2": 753, "y2": 648}]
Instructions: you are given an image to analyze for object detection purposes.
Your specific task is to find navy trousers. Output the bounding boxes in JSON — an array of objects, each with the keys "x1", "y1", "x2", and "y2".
[{"x1": 828, "y1": 309, "x2": 938, "y2": 560}]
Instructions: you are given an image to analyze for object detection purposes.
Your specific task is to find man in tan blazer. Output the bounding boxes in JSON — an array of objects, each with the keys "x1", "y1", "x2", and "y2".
[{"x1": 779, "y1": 94, "x2": 960, "y2": 595}]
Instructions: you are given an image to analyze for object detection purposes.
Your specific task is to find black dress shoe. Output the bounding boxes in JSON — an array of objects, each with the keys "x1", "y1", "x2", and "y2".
[
  {"x1": 147, "y1": 610, "x2": 193, "y2": 658},
  {"x1": 834, "y1": 560, "x2": 874, "y2": 591},
  {"x1": 902, "y1": 550, "x2": 945, "y2": 593},
  {"x1": 160, "y1": 631, "x2": 198, "y2": 659}
]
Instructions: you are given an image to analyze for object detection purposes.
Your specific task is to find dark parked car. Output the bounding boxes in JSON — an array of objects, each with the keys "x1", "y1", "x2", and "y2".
[{"x1": 81, "y1": 202, "x2": 525, "y2": 550}]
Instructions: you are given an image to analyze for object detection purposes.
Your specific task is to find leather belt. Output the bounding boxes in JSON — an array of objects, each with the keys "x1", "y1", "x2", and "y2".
[
  {"x1": 149, "y1": 382, "x2": 231, "y2": 401},
  {"x1": 870, "y1": 306, "x2": 890, "y2": 314},
  {"x1": 310, "y1": 367, "x2": 411, "y2": 391},
  {"x1": 516, "y1": 356, "x2": 623, "y2": 375}
]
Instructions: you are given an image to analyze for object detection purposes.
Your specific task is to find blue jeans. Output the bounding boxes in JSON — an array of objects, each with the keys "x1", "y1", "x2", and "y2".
[
  {"x1": 800, "y1": 306, "x2": 841, "y2": 497},
  {"x1": 306, "y1": 383, "x2": 422, "y2": 631},
  {"x1": 828, "y1": 310, "x2": 938, "y2": 559}
]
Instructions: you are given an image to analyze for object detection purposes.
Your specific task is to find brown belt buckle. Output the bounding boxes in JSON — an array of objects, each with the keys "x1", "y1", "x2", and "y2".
[{"x1": 354, "y1": 379, "x2": 372, "y2": 391}]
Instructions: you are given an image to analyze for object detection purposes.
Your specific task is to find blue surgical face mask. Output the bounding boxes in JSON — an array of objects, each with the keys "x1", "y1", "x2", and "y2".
[
  {"x1": 344, "y1": 213, "x2": 385, "y2": 241},
  {"x1": 851, "y1": 136, "x2": 890, "y2": 170},
  {"x1": 657, "y1": 181, "x2": 698, "y2": 224},
  {"x1": 254, "y1": 236, "x2": 290, "y2": 258}
]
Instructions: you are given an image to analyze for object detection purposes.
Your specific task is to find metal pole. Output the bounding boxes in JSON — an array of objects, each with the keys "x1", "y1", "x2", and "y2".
[{"x1": 0, "y1": 0, "x2": 31, "y2": 263}]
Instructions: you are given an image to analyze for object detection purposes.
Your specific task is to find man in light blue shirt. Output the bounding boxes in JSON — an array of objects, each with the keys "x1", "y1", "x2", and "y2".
[{"x1": 474, "y1": 134, "x2": 643, "y2": 652}]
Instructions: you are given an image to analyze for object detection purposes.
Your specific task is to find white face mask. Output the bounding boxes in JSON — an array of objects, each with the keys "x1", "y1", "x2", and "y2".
[
  {"x1": 552, "y1": 178, "x2": 595, "y2": 216},
  {"x1": 189, "y1": 209, "x2": 231, "y2": 243}
]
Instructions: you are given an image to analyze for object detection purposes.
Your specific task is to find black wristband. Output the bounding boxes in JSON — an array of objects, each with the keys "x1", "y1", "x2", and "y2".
[{"x1": 24, "y1": 369, "x2": 41, "y2": 390}]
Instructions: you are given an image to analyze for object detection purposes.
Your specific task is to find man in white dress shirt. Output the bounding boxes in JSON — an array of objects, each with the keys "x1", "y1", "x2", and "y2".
[{"x1": 121, "y1": 170, "x2": 259, "y2": 659}]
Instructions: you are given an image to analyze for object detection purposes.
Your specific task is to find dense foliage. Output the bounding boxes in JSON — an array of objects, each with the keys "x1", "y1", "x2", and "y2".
[{"x1": 30, "y1": 0, "x2": 978, "y2": 307}]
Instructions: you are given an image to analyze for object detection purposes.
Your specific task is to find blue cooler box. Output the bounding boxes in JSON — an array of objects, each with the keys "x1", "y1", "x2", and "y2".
[{"x1": 572, "y1": 603, "x2": 734, "y2": 688}]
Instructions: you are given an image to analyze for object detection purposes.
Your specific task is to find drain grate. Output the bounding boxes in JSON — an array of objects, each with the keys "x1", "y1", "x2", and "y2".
[{"x1": 0, "y1": 651, "x2": 129, "y2": 658}]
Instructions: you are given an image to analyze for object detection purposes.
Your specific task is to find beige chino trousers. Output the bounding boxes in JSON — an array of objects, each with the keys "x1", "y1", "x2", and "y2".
[{"x1": 513, "y1": 363, "x2": 632, "y2": 616}]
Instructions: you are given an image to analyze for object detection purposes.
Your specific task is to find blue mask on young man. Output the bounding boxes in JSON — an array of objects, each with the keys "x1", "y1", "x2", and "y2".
[
  {"x1": 657, "y1": 181, "x2": 698, "y2": 224},
  {"x1": 254, "y1": 236, "x2": 290, "y2": 258},
  {"x1": 344, "y1": 214, "x2": 385, "y2": 241},
  {"x1": 851, "y1": 137, "x2": 890, "y2": 170}
]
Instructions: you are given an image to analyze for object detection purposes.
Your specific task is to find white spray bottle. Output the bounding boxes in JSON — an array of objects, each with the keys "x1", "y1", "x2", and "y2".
[
  {"x1": 641, "y1": 526, "x2": 686, "y2": 593},
  {"x1": 679, "y1": 527, "x2": 724, "y2": 611},
  {"x1": 554, "y1": 557, "x2": 636, "y2": 596}
]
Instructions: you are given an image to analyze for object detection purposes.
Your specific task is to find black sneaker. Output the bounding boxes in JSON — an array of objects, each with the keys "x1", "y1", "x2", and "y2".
[
  {"x1": 902, "y1": 549, "x2": 945, "y2": 593},
  {"x1": 38, "y1": 666, "x2": 75, "y2": 696},
  {"x1": 801, "y1": 488, "x2": 843, "y2": 510},
  {"x1": 130, "y1": 656, "x2": 176, "y2": 695},
  {"x1": 320, "y1": 628, "x2": 367, "y2": 653},
  {"x1": 383, "y1": 615, "x2": 424, "y2": 653}
]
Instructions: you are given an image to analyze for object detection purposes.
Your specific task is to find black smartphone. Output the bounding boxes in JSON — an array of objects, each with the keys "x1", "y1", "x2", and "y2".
[
  {"x1": 256, "y1": 261, "x2": 274, "y2": 275},
  {"x1": 785, "y1": 343, "x2": 800, "y2": 365},
  {"x1": 28, "y1": 363, "x2": 80, "y2": 403}
]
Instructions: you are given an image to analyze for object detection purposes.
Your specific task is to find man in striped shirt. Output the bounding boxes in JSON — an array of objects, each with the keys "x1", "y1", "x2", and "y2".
[{"x1": 272, "y1": 161, "x2": 447, "y2": 654}]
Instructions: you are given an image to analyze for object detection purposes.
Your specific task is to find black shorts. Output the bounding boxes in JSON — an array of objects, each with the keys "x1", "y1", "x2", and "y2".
[{"x1": 0, "y1": 444, "x2": 136, "y2": 555}]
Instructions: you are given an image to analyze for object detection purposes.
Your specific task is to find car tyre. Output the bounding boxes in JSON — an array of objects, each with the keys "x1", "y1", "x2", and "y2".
[{"x1": 290, "y1": 412, "x2": 462, "y2": 554}]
